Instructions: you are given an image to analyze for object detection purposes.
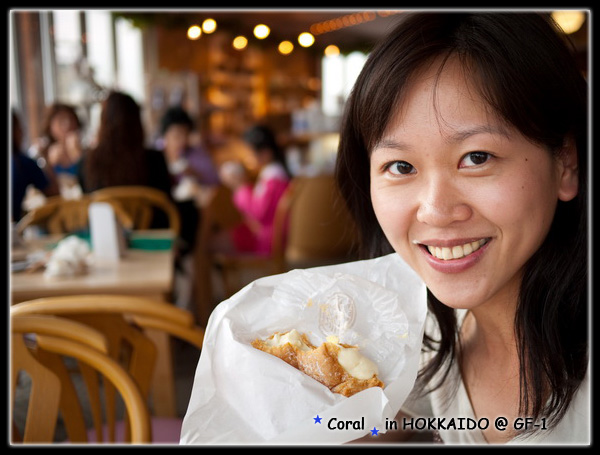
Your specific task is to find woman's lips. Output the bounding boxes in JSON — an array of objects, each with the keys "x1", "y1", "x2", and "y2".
[{"x1": 416, "y1": 237, "x2": 491, "y2": 274}]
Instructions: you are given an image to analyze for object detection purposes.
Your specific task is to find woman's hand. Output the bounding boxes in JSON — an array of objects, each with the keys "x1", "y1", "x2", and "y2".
[{"x1": 64, "y1": 131, "x2": 82, "y2": 162}]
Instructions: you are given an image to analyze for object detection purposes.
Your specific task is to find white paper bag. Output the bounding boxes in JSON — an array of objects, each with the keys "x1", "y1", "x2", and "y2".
[{"x1": 180, "y1": 253, "x2": 427, "y2": 445}]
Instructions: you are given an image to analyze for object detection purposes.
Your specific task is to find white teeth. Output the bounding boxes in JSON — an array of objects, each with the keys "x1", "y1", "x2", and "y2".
[{"x1": 425, "y1": 239, "x2": 488, "y2": 261}]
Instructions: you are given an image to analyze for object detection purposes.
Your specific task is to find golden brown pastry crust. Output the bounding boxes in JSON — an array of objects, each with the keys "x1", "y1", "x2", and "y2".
[
  {"x1": 251, "y1": 331, "x2": 314, "y2": 369},
  {"x1": 332, "y1": 375, "x2": 385, "y2": 397},
  {"x1": 252, "y1": 331, "x2": 384, "y2": 397}
]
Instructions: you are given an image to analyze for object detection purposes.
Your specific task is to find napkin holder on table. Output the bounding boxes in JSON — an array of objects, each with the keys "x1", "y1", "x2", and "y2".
[{"x1": 89, "y1": 202, "x2": 127, "y2": 262}]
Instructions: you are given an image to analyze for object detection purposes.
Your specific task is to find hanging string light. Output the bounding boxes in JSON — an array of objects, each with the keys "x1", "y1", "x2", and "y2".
[
  {"x1": 233, "y1": 35, "x2": 248, "y2": 50},
  {"x1": 187, "y1": 25, "x2": 202, "y2": 40},
  {"x1": 324, "y1": 44, "x2": 340, "y2": 57},
  {"x1": 278, "y1": 40, "x2": 294, "y2": 55},
  {"x1": 253, "y1": 24, "x2": 270, "y2": 39},
  {"x1": 202, "y1": 18, "x2": 217, "y2": 34},
  {"x1": 551, "y1": 10, "x2": 586, "y2": 34},
  {"x1": 298, "y1": 32, "x2": 315, "y2": 47}
]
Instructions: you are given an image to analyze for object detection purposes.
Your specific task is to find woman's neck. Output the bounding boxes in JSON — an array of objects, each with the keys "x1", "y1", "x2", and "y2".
[
  {"x1": 461, "y1": 271, "x2": 521, "y2": 356},
  {"x1": 458, "y1": 275, "x2": 523, "y2": 443}
]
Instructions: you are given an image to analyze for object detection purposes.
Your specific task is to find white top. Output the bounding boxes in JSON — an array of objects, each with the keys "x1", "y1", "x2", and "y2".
[
  {"x1": 253, "y1": 162, "x2": 288, "y2": 197},
  {"x1": 401, "y1": 310, "x2": 590, "y2": 445}
]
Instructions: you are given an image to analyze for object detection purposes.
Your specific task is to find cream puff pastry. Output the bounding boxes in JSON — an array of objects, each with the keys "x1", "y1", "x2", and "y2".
[{"x1": 252, "y1": 330, "x2": 384, "y2": 397}]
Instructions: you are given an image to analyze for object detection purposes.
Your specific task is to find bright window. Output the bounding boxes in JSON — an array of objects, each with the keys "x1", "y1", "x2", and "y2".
[
  {"x1": 321, "y1": 51, "x2": 368, "y2": 117},
  {"x1": 85, "y1": 10, "x2": 115, "y2": 88},
  {"x1": 115, "y1": 16, "x2": 145, "y2": 103}
]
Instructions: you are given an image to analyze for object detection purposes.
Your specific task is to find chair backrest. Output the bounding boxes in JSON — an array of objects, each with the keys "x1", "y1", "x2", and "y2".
[
  {"x1": 11, "y1": 294, "x2": 204, "y2": 350},
  {"x1": 282, "y1": 174, "x2": 359, "y2": 266},
  {"x1": 11, "y1": 314, "x2": 151, "y2": 444},
  {"x1": 16, "y1": 195, "x2": 133, "y2": 235},
  {"x1": 11, "y1": 295, "x2": 204, "y2": 439},
  {"x1": 197, "y1": 185, "x2": 243, "y2": 250},
  {"x1": 91, "y1": 186, "x2": 181, "y2": 235}
]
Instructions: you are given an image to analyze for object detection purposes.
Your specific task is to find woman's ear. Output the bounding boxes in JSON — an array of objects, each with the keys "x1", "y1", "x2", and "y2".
[{"x1": 557, "y1": 135, "x2": 579, "y2": 202}]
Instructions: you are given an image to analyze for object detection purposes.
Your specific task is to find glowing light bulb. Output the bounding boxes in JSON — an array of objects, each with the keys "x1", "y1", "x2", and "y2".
[
  {"x1": 278, "y1": 40, "x2": 294, "y2": 55},
  {"x1": 298, "y1": 32, "x2": 315, "y2": 47},
  {"x1": 202, "y1": 18, "x2": 217, "y2": 34},
  {"x1": 233, "y1": 35, "x2": 248, "y2": 50},
  {"x1": 253, "y1": 24, "x2": 270, "y2": 39},
  {"x1": 551, "y1": 10, "x2": 586, "y2": 34},
  {"x1": 324, "y1": 44, "x2": 340, "y2": 56},
  {"x1": 187, "y1": 25, "x2": 202, "y2": 40}
]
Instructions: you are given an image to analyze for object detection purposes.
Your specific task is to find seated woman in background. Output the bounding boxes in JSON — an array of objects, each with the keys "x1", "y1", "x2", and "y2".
[
  {"x1": 78, "y1": 90, "x2": 173, "y2": 228},
  {"x1": 11, "y1": 108, "x2": 59, "y2": 223},
  {"x1": 158, "y1": 105, "x2": 220, "y2": 189},
  {"x1": 156, "y1": 105, "x2": 222, "y2": 312},
  {"x1": 29, "y1": 102, "x2": 84, "y2": 178},
  {"x1": 218, "y1": 125, "x2": 291, "y2": 257},
  {"x1": 157, "y1": 106, "x2": 221, "y2": 253}
]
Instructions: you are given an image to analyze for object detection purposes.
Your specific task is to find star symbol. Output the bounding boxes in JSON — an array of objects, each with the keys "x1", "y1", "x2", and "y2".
[
  {"x1": 314, "y1": 415, "x2": 322, "y2": 424},
  {"x1": 370, "y1": 427, "x2": 379, "y2": 436}
]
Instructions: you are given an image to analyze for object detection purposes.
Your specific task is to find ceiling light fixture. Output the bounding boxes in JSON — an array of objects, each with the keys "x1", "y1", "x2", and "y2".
[
  {"x1": 551, "y1": 10, "x2": 586, "y2": 34},
  {"x1": 253, "y1": 24, "x2": 270, "y2": 39}
]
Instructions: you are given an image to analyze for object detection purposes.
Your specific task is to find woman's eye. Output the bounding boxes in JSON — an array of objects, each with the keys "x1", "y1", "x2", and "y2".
[
  {"x1": 386, "y1": 161, "x2": 415, "y2": 176},
  {"x1": 460, "y1": 151, "x2": 492, "y2": 168}
]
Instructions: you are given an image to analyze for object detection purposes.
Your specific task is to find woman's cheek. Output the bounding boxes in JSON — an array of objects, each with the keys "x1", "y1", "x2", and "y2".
[{"x1": 370, "y1": 185, "x2": 413, "y2": 253}]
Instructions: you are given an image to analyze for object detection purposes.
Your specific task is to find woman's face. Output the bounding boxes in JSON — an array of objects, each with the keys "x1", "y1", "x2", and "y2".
[
  {"x1": 164, "y1": 124, "x2": 190, "y2": 157},
  {"x1": 50, "y1": 111, "x2": 78, "y2": 141},
  {"x1": 369, "y1": 58, "x2": 578, "y2": 310}
]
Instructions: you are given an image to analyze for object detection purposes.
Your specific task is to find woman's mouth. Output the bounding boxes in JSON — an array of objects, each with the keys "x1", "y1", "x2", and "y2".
[
  {"x1": 415, "y1": 237, "x2": 492, "y2": 273},
  {"x1": 424, "y1": 238, "x2": 490, "y2": 260}
]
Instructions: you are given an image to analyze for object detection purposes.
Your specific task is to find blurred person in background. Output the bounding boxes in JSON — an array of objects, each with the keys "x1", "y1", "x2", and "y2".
[
  {"x1": 11, "y1": 108, "x2": 59, "y2": 223},
  {"x1": 78, "y1": 90, "x2": 173, "y2": 228},
  {"x1": 217, "y1": 124, "x2": 291, "y2": 257},
  {"x1": 157, "y1": 105, "x2": 221, "y2": 253},
  {"x1": 29, "y1": 103, "x2": 84, "y2": 179},
  {"x1": 156, "y1": 105, "x2": 221, "y2": 311}
]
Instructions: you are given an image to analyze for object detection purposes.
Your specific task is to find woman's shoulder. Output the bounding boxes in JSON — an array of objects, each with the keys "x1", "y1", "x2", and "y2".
[{"x1": 259, "y1": 162, "x2": 289, "y2": 182}]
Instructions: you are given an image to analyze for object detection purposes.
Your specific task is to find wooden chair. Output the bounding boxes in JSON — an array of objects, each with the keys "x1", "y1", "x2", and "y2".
[
  {"x1": 280, "y1": 174, "x2": 359, "y2": 269},
  {"x1": 192, "y1": 185, "x2": 244, "y2": 324},
  {"x1": 15, "y1": 195, "x2": 133, "y2": 236},
  {"x1": 207, "y1": 183, "x2": 293, "y2": 299},
  {"x1": 11, "y1": 314, "x2": 151, "y2": 444},
  {"x1": 91, "y1": 186, "x2": 181, "y2": 236},
  {"x1": 11, "y1": 295, "x2": 204, "y2": 444},
  {"x1": 200, "y1": 174, "x2": 359, "y2": 301}
]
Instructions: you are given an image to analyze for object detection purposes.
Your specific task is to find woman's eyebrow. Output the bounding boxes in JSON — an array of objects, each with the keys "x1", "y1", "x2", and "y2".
[
  {"x1": 372, "y1": 124, "x2": 511, "y2": 153},
  {"x1": 446, "y1": 124, "x2": 511, "y2": 142},
  {"x1": 371, "y1": 138, "x2": 412, "y2": 153}
]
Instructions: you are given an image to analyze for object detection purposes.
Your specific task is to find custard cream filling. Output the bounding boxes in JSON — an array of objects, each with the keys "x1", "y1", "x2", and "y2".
[
  {"x1": 326, "y1": 336, "x2": 379, "y2": 380},
  {"x1": 425, "y1": 238, "x2": 488, "y2": 261},
  {"x1": 265, "y1": 329, "x2": 312, "y2": 351}
]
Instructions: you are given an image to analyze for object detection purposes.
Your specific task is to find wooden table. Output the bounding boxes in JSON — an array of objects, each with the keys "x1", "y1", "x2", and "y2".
[
  {"x1": 10, "y1": 230, "x2": 181, "y2": 417},
  {"x1": 11, "y1": 231, "x2": 174, "y2": 303}
]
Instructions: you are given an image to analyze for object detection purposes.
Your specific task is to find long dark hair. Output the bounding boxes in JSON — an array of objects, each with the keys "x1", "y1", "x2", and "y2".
[
  {"x1": 83, "y1": 91, "x2": 148, "y2": 190},
  {"x1": 335, "y1": 12, "x2": 588, "y2": 433}
]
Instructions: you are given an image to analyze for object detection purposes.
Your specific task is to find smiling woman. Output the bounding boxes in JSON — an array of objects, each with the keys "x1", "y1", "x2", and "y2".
[{"x1": 335, "y1": 12, "x2": 588, "y2": 444}]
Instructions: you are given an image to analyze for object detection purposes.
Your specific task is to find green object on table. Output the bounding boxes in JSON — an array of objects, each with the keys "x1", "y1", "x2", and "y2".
[
  {"x1": 46, "y1": 230, "x2": 174, "y2": 251},
  {"x1": 128, "y1": 233, "x2": 174, "y2": 250}
]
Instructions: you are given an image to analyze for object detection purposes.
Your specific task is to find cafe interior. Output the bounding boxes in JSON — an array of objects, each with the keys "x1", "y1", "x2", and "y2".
[{"x1": 9, "y1": 9, "x2": 589, "y2": 445}]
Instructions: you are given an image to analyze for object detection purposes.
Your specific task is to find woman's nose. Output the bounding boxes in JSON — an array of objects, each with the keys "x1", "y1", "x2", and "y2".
[{"x1": 415, "y1": 177, "x2": 472, "y2": 227}]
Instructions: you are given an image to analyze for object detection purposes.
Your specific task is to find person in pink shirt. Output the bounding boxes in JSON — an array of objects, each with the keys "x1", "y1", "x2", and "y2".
[{"x1": 219, "y1": 125, "x2": 291, "y2": 256}]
